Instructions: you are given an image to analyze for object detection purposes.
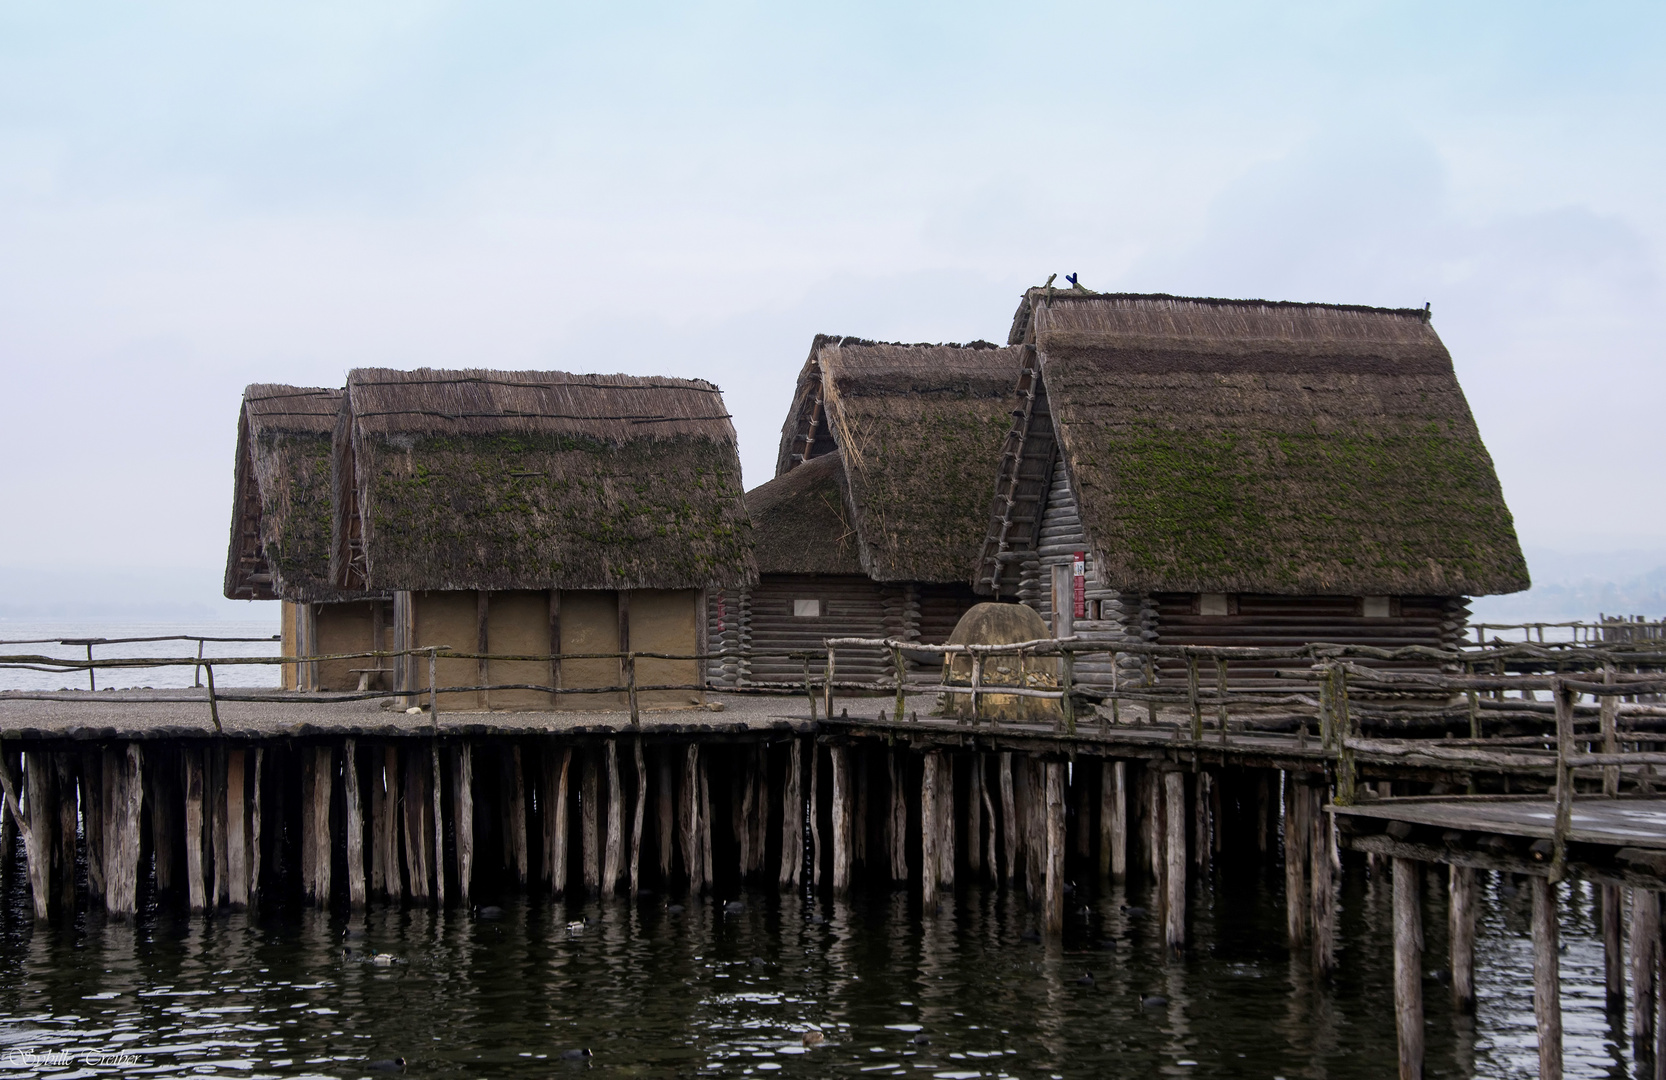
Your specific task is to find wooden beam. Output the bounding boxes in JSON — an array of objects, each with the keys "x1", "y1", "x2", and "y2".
[
  {"x1": 431, "y1": 741, "x2": 446, "y2": 907},
  {"x1": 54, "y1": 754, "x2": 76, "y2": 914},
  {"x1": 505, "y1": 745, "x2": 528, "y2": 886},
  {"x1": 22, "y1": 751, "x2": 51, "y2": 920},
  {"x1": 998, "y1": 752, "x2": 1016, "y2": 884},
  {"x1": 604, "y1": 740, "x2": 623, "y2": 895},
  {"x1": 402, "y1": 746, "x2": 428, "y2": 902},
  {"x1": 1163, "y1": 769, "x2": 1185, "y2": 949},
  {"x1": 1602, "y1": 884, "x2": 1625, "y2": 1012},
  {"x1": 779, "y1": 739, "x2": 802, "y2": 889},
  {"x1": 1449, "y1": 866, "x2": 1478, "y2": 1013},
  {"x1": 657, "y1": 748, "x2": 675, "y2": 884},
  {"x1": 106, "y1": 745, "x2": 143, "y2": 918},
  {"x1": 1104, "y1": 760, "x2": 1126, "y2": 880},
  {"x1": 1285, "y1": 771, "x2": 1309, "y2": 945},
  {"x1": 921, "y1": 752, "x2": 938, "y2": 909},
  {"x1": 831, "y1": 745, "x2": 851, "y2": 896},
  {"x1": 183, "y1": 750, "x2": 205, "y2": 913},
  {"x1": 227, "y1": 747, "x2": 249, "y2": 908},
  {"x1": 582, "y1": 749, "x2": 600, "y2": 894},
  {"x1": 454, "y1": 744, "x2": 474, "y2": 904},
  {"x1": 888, "y1": 749, "x2": 907, "y2": 883},
  {"x1": 682, "y1": 744, "x2": 703, "y2": 894},
  {"x1": 1634, "y1": 889, "x2": 1659, "y2": 1062},
  {"x1": 1044, "y1": 760, "x2": 1065, "y2": 936},
  {"x1": 544, "y1": 744, "x2": 571, "y2": 897},
  {"x1": 630, "y1": 737, "x2": 646, "y2": 897}
]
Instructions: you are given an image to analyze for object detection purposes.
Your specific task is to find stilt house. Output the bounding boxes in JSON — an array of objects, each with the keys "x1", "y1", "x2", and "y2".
[
  {"x1": 330, "y1": 368, "x2": 755, "y2": 710},
  {"x1": 224, "y1": 385, "x2": 389, "y2": 691},
  {"x1": 975, "y1": 290, "x2": 1530, "y2": 684},
  {"x1": 712, "y1": 337, "x2": 1022, "y2": 687}
]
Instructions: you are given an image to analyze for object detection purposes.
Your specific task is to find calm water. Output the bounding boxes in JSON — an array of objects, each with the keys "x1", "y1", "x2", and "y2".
[{"x1": 0, "y1": 856, "x2": 1637, "y2": 1079}]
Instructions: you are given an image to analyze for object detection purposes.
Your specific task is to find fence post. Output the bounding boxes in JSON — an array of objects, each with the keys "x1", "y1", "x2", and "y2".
[
  {"x1": 1144, "y1": 656, "x2": 1158, "y2": 725},
  {"x1": 892, "y1": 645, "x2": 906, "y2": 722},
  {"x1": 803, "y1": 657, "x2": 817, "y2": 722},
  {"x1": 1551, "y1": 676, "x2": 1573, "y2": 883},
  {"x1": 824, "y1": 647, "x2": 835, "y2": 720},
  {"x1": 969, "y1": 649, "x2": 983, "y2": 725},
  {"x1": 87, "y1": 642, "x2": 96, "y2": 692},
  {"x1": 1215, "y1": 658, "x2": 1229, "y2": 743},
  {"x1": 204, "y1": 664, "x2": 222, "y2": 734},
  {"x1": 1465, "y1": 662, "x2": 1480, "y2": 740},
  {"x1": 194, "y1": 639, "x2": 206, "y2": 688},
  {"x1": 1601, "y1": 662, "x2": 1618, "y2": 796},
  {"x1": 428, "y1": 647, "x2": 439, "y2": 723},
  {"x1": 1060, "y1": 646, "x2": 1075, "y2": 735}
]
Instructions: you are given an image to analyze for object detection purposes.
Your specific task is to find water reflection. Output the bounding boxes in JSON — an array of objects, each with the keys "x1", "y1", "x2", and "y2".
[{"x1": 0, "y1": 860, "x2": 1645, "y2": 1078}]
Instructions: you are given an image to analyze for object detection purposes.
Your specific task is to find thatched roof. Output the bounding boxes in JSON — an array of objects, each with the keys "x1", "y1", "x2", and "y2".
[
  {"x1": 224, "y1": 385, "x2": 374, "y2": 603},
  {"x1": 773, "y1": 336, "x2": 1022, "y2": 583},
  {"x1": 333, "y1": 368, "x2": 756, "y2": 592},
  {"x1": 745, "y1": 451, "x2": 863, "y2": 576},
  {"x1": 1000, "y1": 290, "x2": 1529, "y2": 596}
]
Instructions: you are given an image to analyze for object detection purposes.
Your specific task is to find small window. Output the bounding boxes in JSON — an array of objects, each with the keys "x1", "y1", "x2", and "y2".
[
  {"x1": 1199, "y1": 593, "x2": 1230, "y2": 617},
  {"x1": 793, "y1": 599, "x2": 821, "y2": 618},
  {"x1": 1363, "y1": 596, "x2": 1391, "y2": 619}
]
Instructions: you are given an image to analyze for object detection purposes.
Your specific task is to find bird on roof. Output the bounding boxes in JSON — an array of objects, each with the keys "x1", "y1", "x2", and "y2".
[{"x1": 1066, "y1": 272, "x2": 1079, "y2": 287}]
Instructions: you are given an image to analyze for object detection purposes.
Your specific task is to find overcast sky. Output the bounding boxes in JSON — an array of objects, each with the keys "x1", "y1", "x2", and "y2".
[{"x1": 0, "y1": 2, "x2": 1661, "y2": 619}]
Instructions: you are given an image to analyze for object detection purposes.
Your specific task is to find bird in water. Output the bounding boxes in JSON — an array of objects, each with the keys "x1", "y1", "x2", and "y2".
[
  {"x1": 911, "y1": 1033, "x2": 931, "y2": 1045},
  {"x1": 368, "y1": 952, "x2": 401, "y2": 966},
  {"x1": 367, "y1": 1056, "x2": 406, "y2": 1071},
  {"x1": 560, "y1": 1048, "x2": 593, "y2": 1060},
  {"x1": 723, "y1": 900, "x2": 746, "y2": 914},
  {"x1": 801, "y1": 1030, "x2": 825, "y2": 1047},
  {"x1": 1076, "y1": 971, "x2": 1096, "y2": 987},
  {"x1": 1141, "y1": 994, "x2": 1168, "y2": 1008},
  {"x1": 476, "y1": 905, "x2": 504, "y2": 920}
]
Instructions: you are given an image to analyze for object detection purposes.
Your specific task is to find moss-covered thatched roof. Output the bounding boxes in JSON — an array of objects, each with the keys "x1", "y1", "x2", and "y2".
[
  {"x1": 1007, "y1": 290, "x2": 1530, "y2": 596},
  {"x1": 224, "y1": 385, "x2": 374, "y2": 603},
  {"x1": 745, "y1": 451, "x2": 864, "y2": 576},
  {"x1": 772, "y1": 337, "x2": 1022, "y2": 583},
  {"x1": 334, "y1": 368, "x2": 757, "y2": 592}
]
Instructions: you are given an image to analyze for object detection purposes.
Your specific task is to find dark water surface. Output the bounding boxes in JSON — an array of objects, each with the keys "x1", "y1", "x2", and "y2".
[{"x1": 0, "y1": 862, "x2": 1635, "y2": 1079}]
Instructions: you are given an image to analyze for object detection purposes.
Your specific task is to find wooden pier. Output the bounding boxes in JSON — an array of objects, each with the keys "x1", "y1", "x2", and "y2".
[{"x1": 2, "y1": 629, "x2": 1666, "y2": 1079}]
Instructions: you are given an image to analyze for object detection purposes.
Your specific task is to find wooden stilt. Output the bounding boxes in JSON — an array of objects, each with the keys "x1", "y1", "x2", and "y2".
[
  {"x1": 1105, "y1": 760, "x2": 1126, "y2": 879},
  {"x1": 1044, "y1": 760, "x2": 1065, "y2": 936},
  {"x1": 183, "y1": 749, "x2": 205, "y2": 913},
  {"x1": 681, "y1": 744, "x2": 702, "y2": 894},
  {"x1": 780, "y1": 739, "x2": 802, "y2": 889},
  {"x1": 106, "y1": 745, "x2": 143, "y2": 918},
  {"x1": 250, "y1": 747, "x2": 264, "y2": 904},
  {"x1": 1192, "y1": 769, "x2": 1208, "y2": 869},
  {"x1": 1531, "y1": 876, "x2": 1563, "y2": 1080},
  {"x1": 454, "y1": 744, "x2": 474, "y2": 904},
  {"x1": 1284, "y1": 772, "x2": 1309, "y2": 945},
  {"x1": 582, "y1": 749, "x2": 600, "y2": 895},
  {"x1": 658, "y1": 749, "x2": 676, "y2": 884},
  {"x1": 630, "y1": 737, "x2": 646, "y2": 897},
  {"x1": 889, "y1": 749, "x2": 907, "y2": 883},
  {"x1": 831, "y1": 744, "x2": 851, "y2": 895},
  {"x1": 1393, "y1": 858, "x2": 1424, "y2": 1080},
  {"x1": 506, "y1": 745, "x2": 528, "y2": 886},
  {"x1": 921, "y1": 752, "x2": 939, "y2": 910},
  {"x1": 1634, "y1": 888, "x2": 1659, "y2": 1061},
  {"x1": 80, "y1": 751, "x2": 105, "y2": 900},
  {"x1": 1145, "y1": 766, "x2": 1163, "y2": 881},
  {"x1": 808, "y1": 741, "x2": 821, "y2": 889},
  {"x1": 402, "y1": 745, "x2": 428, "y2": 902},
  {"x1": 1449, "y1": 866, "x2": 1478, "y2": 1013},
  {"x1": 211, "y1": 745, "x2": 228, "y2": 908},
  {"x1": 22, "y1": 751, "x2": 52, "y2": 920},
  {"x1": 603, "y1": 741, "x2": 622, "y2": 894},
  {"x1": 1256, "y1": 771, "x2": 1270, "y2": 855},
  {"x1": 939, "y1": 754, "x2": 956, "y2": 891},
  {"x1": 228, "y1": 747, "x2": 250, "y2": 908},
  {"x1": 308, "y1": 745, "x2": 334, "y2": 906},
  {"x1": 753, "y1": 745, "x2": 769, "y2": 877},
  {"x1": 544, "y1": 745, "x2": 571, "y2": 897},
  {"x1": 1602, "y1": 884, "x2": 1625, "y2": 1011},
  {"x1": 736, "y1": 750, "x2": 754, "y2": 879},
  {"x1": 54, "y1": 754, "x2": 76, "y2": 914},
  {"x1": 998, "y1": 751, "x2": 1017, "y2": 884},
  {"x1": 698, "y1": 752, "x2": 713, "y2": 888},
  {"x1": 967, "y1": 752, "x2": 983, "y2": 878},
  {"x1": 1075, "y1": 763, "x2": 1092, "y2": 860},
  {"x1": 431, "y1": 741, "x2": 446, "y2": 907},
  {"x1": 146, "y1": 750, "x2": 175, "y2": 897},
  {"x1": 851, "y1": 746, "x2": 865, "y2": 872},
  {"x1": 1026, "y1": 757, "x2": 1046, "y2": 902},
  {"x1": 1163, "y1": 769, "x2": 1185, "y2": 950},
  {"x1": 1310, "y1": 782, "x2": 1335, "y2": 974},
  {"x1": 383, "y1": 745, "x2": 403, "y2": 903},
  {"x1": 979, "y1": 755, "x2": 998, "y2": 880}
]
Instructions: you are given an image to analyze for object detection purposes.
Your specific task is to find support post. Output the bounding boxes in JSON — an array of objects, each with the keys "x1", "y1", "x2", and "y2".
[
  {"x1": 55, "y1": 755, "x2": 76, "y2": 914},
  {"x1": 630, "y1": 737, "x2": 646, "y2": 897},
  {"x1": 1044, "y1": 760, "x2": 1065, "y2": 936},
  {"x1": 1310, "y1": 783, "x2": 1335, "y2": 974},
  {"x1": 921, "y1": 752, "x2": 939, "y2": 910},
  {"x1": 23, "y1": 751, "x2": 51, "y2": 920},
  {"x1": 681, "y1": 744, "x2": 703, "y2": 894},
  {"x1": 505, "y1": 745, "x2": 528, "y2": 886},
  {"x1": 455, "y1": 744, "x2": 474, "y2": 904},
  {"x1": 779, "y1": 739, "x2": 802, "y2": 889},
  {"x1": 808, "y1": 741, "x2": 821, "y2": 889},
  {"x1": 402, "y1": 746, "x2": 429, "y2": 902},
  {"x1": 228, "y1": 747, "x2": 250, "y2": 908},
  {"x1": 383, "y1": 745, "x2": 403, "y2": 903},
  {"x1": 967, "y1": 751, "x2": 984, "y2": 878},
  {"x1": 582, "y1": 749, "x2": 600, "y2": 895},
  {"x1": 183, "y1": 749, "x2": 205, "y2": 913},
  {"x1": 888, "y1": 749, "x2": 907, "y2": 883},
  {"x1": 831, "y1": 744, "x2": 851, "y2": 896},
  {"x1": 1103, "y1": 760, "x2": 1126, "y2": 879},
  {"x1": 604, "y1": 740, "x2": 623, "y2": 894},
  {"x1": 658, "y1": 749, "x2": 676, "y2": 884},
  {"x1": 1634, "y1": 888, "x2": 1659, "y2": 1061},
  {"x1": 1284, "y1": 772, "x2": 1309, "y2": 945},
  {"x1": 1393, "y1": 858, "x2": 1424, "y2": 1080},
  {"x1": 543, "y1": 745, "x2": 569, "y2": 897},
  {"x1": 999, "y1": 751, "x2": 1017, "y2": 884},
  {"x1": 1163, "y1": 768, "x2": 1185, "y2": 950},
  {"x1": 1603, "y1": 884, "x2": 1625, "y2": 1012},
  {"x1": 341, "y1": 741, "x2": 364, "y2": 908},
  {"x1": 305, "y1": 745, "x2": 333, "y2": 907},
  {"x1": 431, "y1": 742, "x2": 446, "y2": 907},
  {"x1": 1532, "y1": 876, "x2": 1563, "y2": 1080},
  {"x1": 1449, "y1": 866, "x2": 1478, "y2": 1013},
  {"x1": 979, "y1": 754, "x2": 998, "y2": 881}
]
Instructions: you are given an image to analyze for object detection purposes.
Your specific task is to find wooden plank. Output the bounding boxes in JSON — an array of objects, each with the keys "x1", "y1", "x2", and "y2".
[{"x1": 1393, "y1": 857, "x2": 1424, "y2": 1080}]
